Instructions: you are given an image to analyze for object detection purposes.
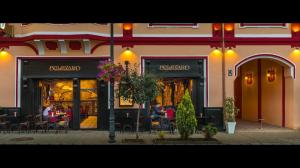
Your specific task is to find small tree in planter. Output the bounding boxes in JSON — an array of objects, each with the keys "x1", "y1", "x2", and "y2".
[
  {"x1": 224, "y1": 97, "x2": 239, "y2": 134},
  {"x1": 176, "y1": 89, "x2": 197, "y2": 140},
  {"x1": 117, "y1": 66, "x2": 161, "y2": 140}
]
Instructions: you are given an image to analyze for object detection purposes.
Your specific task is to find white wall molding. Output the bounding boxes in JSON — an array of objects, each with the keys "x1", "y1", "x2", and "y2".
[
  {"x1": 235, "y1": 34, "x2": 291, "y2": 38},
  {"x1": 15, "y1": 32, "x2": 123, "y2": 37},
  {"x1": 58, "y1": 40, "x2": 67, "y2": 54},
  {"x1": 83, "y1": 39, "x2": 91, "y2": 54},
  {"x1": 33, "y1": 40, "x2": 45, "y2": 55},
  {"x1": 133, "y1": 34, "x2": 212, "y2": 37}
]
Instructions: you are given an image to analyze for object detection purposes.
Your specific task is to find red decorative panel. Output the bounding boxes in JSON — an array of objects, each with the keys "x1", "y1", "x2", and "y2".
[
  {"x1": 69, "y1": 41, "x2": 82, "y2": 50},
  {"x1": 224, "y1": 23, "x2": 235, "y2": 38},
  {"x1": 45, "y1": 41, "x2": 58, "y2": 50},
  {"x1": 212, "y1": 23, "x2": 221, "y2": 37},
  {"x1": 123, "y1": 23, "x2": 133, "y2": 38}
]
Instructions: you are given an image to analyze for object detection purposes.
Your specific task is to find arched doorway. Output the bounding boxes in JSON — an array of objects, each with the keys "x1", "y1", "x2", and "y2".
[{"x1": 234, "y1": 54, "x2": 295, "y2": 128}]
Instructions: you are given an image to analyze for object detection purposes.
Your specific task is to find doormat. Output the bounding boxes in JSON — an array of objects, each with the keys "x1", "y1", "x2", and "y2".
[{"x1": 10, "y1": 137, "x2": 34, "y2": 141}]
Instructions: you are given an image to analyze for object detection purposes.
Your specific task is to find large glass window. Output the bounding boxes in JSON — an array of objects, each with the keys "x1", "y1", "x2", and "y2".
[
  {"x1": 155, "y1": 78, "x2": 193, "y2": 107},
  {"x1": 40, "y1": 79, "x2": 74, "y2": 111},
  {"x1": 80, "y1": 79, "x2": 98, "y2": 129}
]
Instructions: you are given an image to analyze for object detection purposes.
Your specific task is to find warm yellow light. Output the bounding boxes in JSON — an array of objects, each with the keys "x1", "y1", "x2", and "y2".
[
  {"x1": 121, "y1": 48, "x2": 135, "y2": 62},
  {"x1": 292, "y1": 23, "x2": 300, "y2": 33},
  {"x1": 294, "y1": 49, "x2": 300, "y2": 53},
  {"x1": 123, "y1": 23, "x2": 132, "y2": 31},
  {"x1": 225, "y1": 23, "x2": 234, "y2": 31},
  {"x1": 244, "y1": 76, "x2": 248, "y2": 80},
  {"x1": 226, "y1": 49, "x2": 234, "y2": 55},
  {"x1": 267, "y1": 73, "x2": 270, "y2": 77},
  {"x1": 212, "y1": 49, "x2": 221, "y2": 54},
  {"x1": 0, "y1": 50, "x2": 9, "y2": 59}
]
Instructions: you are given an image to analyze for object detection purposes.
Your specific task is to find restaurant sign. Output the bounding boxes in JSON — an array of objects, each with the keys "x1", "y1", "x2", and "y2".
[
  {"x1": 49, "y1": 65, "x2": 81, "y2": 72},
  {"x1": 22, "y1": 59, "x2": 104, "y2": 78},
  {"x1": 145, "y1": 59, "x2": 203, "y2": 78}
]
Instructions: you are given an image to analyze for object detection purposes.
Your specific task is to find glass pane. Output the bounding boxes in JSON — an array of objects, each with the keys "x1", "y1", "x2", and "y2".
[
  {"x1": 40, "y1": 79, "x2": 73, "y2": 127},
  {"x1": 80, "y1": 80, "x2": 98, "y2": 129},
  {"x1": 155, "y1": 78, "x2": 193, "y2": 108}
]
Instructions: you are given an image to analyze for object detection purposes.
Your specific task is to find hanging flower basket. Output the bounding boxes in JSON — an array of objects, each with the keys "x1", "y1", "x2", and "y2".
[{"x1": 97, "y1": 60, "x2": 125, "y2": 82}]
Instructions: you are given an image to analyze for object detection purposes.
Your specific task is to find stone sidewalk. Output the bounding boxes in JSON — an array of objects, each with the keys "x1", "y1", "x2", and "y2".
[
  {"x1": 0, "y1": 128, "x2": 300, "y2": 145},
  {"x1": 0, "y1": 120, "x2": 299, "y2": 145}
]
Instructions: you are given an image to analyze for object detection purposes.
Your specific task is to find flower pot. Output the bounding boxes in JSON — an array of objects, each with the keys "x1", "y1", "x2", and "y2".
[{"x1": 226, "y1": 122, "x2": 236, "y2": 134}]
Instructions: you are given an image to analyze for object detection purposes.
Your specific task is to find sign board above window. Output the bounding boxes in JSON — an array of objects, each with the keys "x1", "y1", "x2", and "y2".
[
  {"x1": 240, "y1": 23, "x2": 287, "y2": 28},
  {"x1": 148, "y1": 23, "x2": 198, "y2": 28}
]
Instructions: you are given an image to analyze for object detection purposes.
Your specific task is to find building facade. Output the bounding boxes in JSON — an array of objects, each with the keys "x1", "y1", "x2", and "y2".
[{"x1": 1, "y1": 23, "x2": 300, "y2": 130}]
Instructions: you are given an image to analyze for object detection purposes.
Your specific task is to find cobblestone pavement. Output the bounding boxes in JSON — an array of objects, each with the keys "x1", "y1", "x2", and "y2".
[{"x1": 0, "y1": 120, "x2": 299, "y2": 145}]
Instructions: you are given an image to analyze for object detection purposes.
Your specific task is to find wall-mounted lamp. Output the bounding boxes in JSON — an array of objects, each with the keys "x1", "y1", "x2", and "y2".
[
  {"x1": 213, "y1": 23, "x2": 221, "y2": 31},
  {"x1": 224, "y1": 23, "x2": 234, "y2": 31},
  {"x1": 244, "y1": 72, "x2": 253, "y2": 85},
  {"x1": 267, "y1": 68, "x2": 276, "y2": 82},
  {"x1": 0, "y1": 47, "x2": 9, "y2": 58},
  {"x1": 123, "y1": 23, "x2": 133, "y2": 31},
  {"x1": 292, "y1": 23, "x2": 300, "y2": 33}
]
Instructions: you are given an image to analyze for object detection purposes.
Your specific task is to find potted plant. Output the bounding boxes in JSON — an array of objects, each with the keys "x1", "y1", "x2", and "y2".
[
  {"x1": 203, "y1": 124, "x2": 218, "y2": 140},
  {"x1": 224, "y1": 97, "x2": 239, "y2": 134}
]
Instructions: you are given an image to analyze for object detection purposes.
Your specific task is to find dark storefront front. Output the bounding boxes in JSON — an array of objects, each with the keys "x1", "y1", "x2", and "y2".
[
  {"x1": 144, "y1": 57, "x2": 223, "y2": 130},
  {"x1": 144, "y1": 58, "x2": 205, "y2": 117},
  {"x1": 20, "y1": 58, "x2": 108, "y2": 130}
]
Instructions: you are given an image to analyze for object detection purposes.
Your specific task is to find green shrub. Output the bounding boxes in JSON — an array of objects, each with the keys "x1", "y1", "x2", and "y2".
[
  {"x1": 158, "y1": 131, "x2": 165, "y2": 140},
  {"x1": 176, "y1": 89, "x2": 197, "y2": 140},
  {"x1": 203, "y1": 124, "x2": 218, "y2": 139}
]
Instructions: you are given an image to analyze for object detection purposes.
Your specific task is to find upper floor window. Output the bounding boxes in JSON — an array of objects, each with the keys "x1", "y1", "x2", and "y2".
[
  {"x1": 240, "y1": 23, "x2": 287, "y2": 28},
  {"x1": 148, "y1": 23, "x2": 198, "y2": 28}
]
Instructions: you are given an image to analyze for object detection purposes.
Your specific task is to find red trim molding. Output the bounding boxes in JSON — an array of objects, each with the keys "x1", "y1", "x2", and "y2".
[
  {"x1": 258, "y1": 59, "x2": 262, "y2": 120},
  {"x1": 235, "y1": 54, "x2": 296, "y2": 79},
  {"x1": 282, "y1": 66, "x2": 286, "y2": 127}
]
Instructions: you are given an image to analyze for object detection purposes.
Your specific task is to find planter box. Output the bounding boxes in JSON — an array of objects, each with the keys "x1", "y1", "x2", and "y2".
[
  {"x1": 153, "y1": 138, "x2": 221, "y2": 145},
  {"x1": 226, "y1": 122, "x2": 236, "y2": 134},
  {"x1": 122, "y1": 139, "x2": 145, "y2": 144}
]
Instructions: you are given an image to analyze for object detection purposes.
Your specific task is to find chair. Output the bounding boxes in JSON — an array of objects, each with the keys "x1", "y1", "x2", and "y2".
[
  {"x1": 33, "y1": 114, "x2": 48, "y2": 133},
  {"x1": 56, "y1": 116, "x2": 69, "y2": 133},
  {"x1": 18, "y1": 121, "x2": 30, "y2": 133},
  {"x1": 47, "y1": 116, "x2": 58, "y2": 132},
  {"x1": 18, "y1": 115, "x2": 33, "y2": 133},
  {"x1": 150, "y1": 116, "x2": 161, "y2": 133},
  {"x1": 0, "y1": 114, "x2": 10, "y2": 133}
]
